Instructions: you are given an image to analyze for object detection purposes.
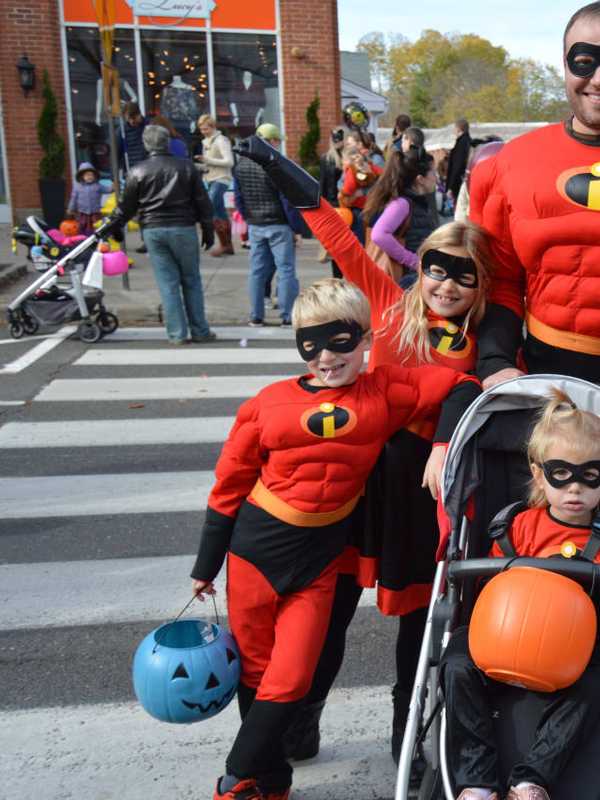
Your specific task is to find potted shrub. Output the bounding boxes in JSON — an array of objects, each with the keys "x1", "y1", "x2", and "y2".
[
  {"x1": 298, "y1": 95, "x2": 320, "y2": 237},
  {"x1": 38, "y1": 70, "x2": 66, "y2": 226}
]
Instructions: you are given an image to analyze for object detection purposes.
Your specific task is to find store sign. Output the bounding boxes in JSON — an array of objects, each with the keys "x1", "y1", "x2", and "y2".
[{"x1": 127, "y1": 0, "x2": 215, "y2": 18}]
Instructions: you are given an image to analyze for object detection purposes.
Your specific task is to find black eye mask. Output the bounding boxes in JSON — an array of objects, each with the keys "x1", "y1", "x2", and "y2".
[
  {"x1": 540, "y1": 459, "x2": 600, "y2": 489},
  {"x1": 421, "y1": 249, "x2": 478, "y2": 288},
  {"x1": 296, "y1": 320, "x2": 364, "y2": 361},
  {"x1": 566, "y1": 42, "x2": 600, "y2": 78}
]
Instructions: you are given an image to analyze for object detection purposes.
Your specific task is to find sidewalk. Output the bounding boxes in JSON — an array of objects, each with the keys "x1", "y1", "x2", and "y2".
[{"x1": 0, "y1": 224, "x2": 326, "y2": 327}]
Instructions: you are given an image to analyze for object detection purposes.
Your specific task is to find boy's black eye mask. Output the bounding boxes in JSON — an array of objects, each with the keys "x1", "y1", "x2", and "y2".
[
  {"x1": 421, "y1": 249, "x2": 478, "y2": 288},
  {"x1": 566, "y1": 42, "x2": 600, "y2": 78},
  {"x1": 296, "y1": 320, "x2": 364, "y2": 361},
  {"x1": 540, "y1": 459, "x2": 600, "y2": 489}
]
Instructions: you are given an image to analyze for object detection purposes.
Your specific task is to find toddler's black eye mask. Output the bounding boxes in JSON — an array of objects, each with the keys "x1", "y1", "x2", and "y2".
[
  {"x1": 566, "y1": 42, "x2": 600, "y2": 78},
  {"x1": 421, "y1": 249, "x2": 478, "y2": 288},
  {"x1": 540, "y1": 459, "x2": 600, "y2": 489},
  {"x1": 296, "y1": 320, "x2": 364, "y2": 361}
]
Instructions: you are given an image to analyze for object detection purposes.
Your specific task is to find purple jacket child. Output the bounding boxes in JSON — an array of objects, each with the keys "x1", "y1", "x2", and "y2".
[{"x1": 67, "y1": 162, "x2": 106, "y2": 235}]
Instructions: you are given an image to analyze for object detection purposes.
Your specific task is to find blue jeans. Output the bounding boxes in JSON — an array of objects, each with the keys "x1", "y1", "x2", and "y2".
[
  {"x1": 207, "y1": 181, "x2": 229, "y2": 220},
  {"x1": 144, "y1": 226, "x2": 210, "y2": 341},
  {"x1": 248, "y1": 224, "x2": 298, "y2": 322}
]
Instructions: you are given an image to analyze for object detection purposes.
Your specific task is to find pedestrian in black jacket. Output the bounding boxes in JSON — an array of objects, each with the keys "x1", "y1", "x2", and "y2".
[
  {"x1": 446, "y1": 118, "x2": 472, "y2": 203},
  {"x1": 114, "y1": 125, "x2": 216, "y2": 345}
]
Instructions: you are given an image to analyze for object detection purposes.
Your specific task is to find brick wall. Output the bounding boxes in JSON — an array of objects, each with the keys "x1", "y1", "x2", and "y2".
[
  {"x1": 0, "y1": 0, "x2": 70, "y2": 221},
  {"x1": 279, "y1": 0, "x2": 341, "y2": 161}
]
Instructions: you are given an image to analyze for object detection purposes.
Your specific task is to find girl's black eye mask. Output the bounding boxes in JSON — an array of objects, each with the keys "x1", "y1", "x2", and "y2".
[
  {"x1": 296, "y1": 320, "x2": 364, "y2": 361},
  {"x1": 540, "y1": 459, "x2": 600, "y2": 489},
  {"x1": 421, "y1": 249, "x2": 478, "y2": 288},
  {"x1": 567, "y1": 42, "x2": 600, "y2": 78}
]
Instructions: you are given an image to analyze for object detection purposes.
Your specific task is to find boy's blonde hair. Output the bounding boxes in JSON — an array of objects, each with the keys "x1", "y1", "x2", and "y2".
[
  {"x1": 292, "y1": 278, "x2": 371, "y2": 332},
  {"x1": 383, "y1": 220, "x2": 494, "y2": 363},
  {"x1": 527, "y1": 388, "x2": 600, "y2": 507}
]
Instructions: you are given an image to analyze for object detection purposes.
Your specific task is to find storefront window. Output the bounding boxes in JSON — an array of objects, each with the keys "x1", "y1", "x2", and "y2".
[
  {"x1": 66, "y1": 27, "x2": 137, "y2": 177},
  {"x1": 212, "y1": 33, "x2": 280, "y2": 140},
  {"x1": 140, "y1": 30, "x2": 209, "y2": 148}
]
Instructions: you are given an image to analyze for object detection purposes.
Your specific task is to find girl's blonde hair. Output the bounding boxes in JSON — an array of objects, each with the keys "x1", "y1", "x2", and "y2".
[
  {"x1": 198, "y1": 113, "x2": 216, "y2": 128},
  {"x1": 527, "y1": 388, "x2": 600, "y2": 507},
  {"x1": 292, "y1": 278, "x2": 371, "y2": 332},
  {"x1": 383, "y1": 220, "x2": 494, "y2": 363}
]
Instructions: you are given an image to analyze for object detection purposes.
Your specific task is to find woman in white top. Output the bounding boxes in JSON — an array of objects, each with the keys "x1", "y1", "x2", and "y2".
[{"x1": 194, "y1": 114, "x2": 235, "y2": 256}]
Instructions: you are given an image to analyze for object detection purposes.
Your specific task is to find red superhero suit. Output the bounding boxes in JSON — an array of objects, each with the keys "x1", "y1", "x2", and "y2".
[
  {"x1": 191, "y1": 365, "x2": 477, "y2": 793},
  {"x1": 302, "y1": 200, "x2": 478, "y2": 614},
  {"x1": 470, "y1": 121, "x2": 600, "y2": 383},
  {"x1": 442, "y1": 507, "x2": 600, "y2": 794}
]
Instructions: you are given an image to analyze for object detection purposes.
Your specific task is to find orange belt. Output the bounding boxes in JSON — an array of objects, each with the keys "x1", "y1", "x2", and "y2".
[
  {"x1": 249, "y1": 479, "x2": 360, "y2": 528},
  {"x1": 526, "y1": 312, "x2": 600, "y2": 356}
]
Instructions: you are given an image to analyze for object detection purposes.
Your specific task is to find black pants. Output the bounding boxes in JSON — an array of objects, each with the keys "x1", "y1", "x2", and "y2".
[
  {"x1": 440, "y1": 627, "x2": 600, "y2": 793},
  {"x1": 304, "y1": 572, "x2": 427, "y2": 705}
]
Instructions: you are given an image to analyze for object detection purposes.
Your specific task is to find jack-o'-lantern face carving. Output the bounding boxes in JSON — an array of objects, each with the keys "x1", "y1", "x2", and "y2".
[{"x1": 556, "y1": 162, "x2": 600, "y2": 210}]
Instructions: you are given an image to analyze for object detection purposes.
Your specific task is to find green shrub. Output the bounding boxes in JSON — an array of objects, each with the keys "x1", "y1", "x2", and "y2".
[
  {"x1": 38, "y1": 70, "x2": 66, "y2": 180},
  {"x1": 298, "y1": 95, "x2": 320, "y2": 178}
]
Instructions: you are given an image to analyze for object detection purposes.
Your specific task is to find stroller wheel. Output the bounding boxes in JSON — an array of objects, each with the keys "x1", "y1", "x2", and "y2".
[
  {"x1": 9, "y1": 322, "x2": 24, "y2": 339},
  {"x1": 78, "y1": 320, "x2": 102, "y2": 343},
  {"x1": 23, "y1": 316, "x2": 39, "y2": 335},
  {"x1": 97, "y1": 311, "x2": 119, "y2": 335}
]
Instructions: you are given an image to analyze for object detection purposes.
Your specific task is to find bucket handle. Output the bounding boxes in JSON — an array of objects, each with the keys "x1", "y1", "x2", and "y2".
[{"x1": 152, "y1": 593, "x2": 220, "y2": 654}]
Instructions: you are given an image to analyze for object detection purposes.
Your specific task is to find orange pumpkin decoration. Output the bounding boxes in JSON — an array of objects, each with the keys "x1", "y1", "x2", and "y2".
[
  {"x1": 335, "y1": 206, "x2": 353, "y2": 226},
  {"x1": 60, "y1": 219, "x2": 80, "y2": 237},
  {"x1": 469, "y1": 566, "x2": 597, "y2": 692}
]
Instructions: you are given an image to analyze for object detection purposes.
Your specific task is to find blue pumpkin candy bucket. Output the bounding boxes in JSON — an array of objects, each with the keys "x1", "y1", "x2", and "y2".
[{"x1": 133, "y1": 597, "x2": 240, "y2": 724}]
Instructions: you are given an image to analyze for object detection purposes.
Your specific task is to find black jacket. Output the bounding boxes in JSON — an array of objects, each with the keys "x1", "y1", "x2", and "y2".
[
  {"x1": 232, "y1": 156, "x2": 288, "y2": 226},
  {"x1": 404, "y1": 190, "x2": 437, "y2": 253},
  {"x1": 446, "y1": 132, "x2": 471, "y2": 197},
  {"x1": 319, "y1": 154, "x2": 342, "y2": 206},
  {"x1": 115, "y1": 152, "x2": 213, "y2": 229}
]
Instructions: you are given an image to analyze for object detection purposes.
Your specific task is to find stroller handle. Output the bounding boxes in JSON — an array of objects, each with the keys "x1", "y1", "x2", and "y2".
[{"x1": 448, "y1": 556, "x2": 600, "y2": 585}]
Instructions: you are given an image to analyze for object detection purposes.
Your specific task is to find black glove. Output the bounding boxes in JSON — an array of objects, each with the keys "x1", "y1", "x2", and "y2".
[
  {"x1": 234, "y1": 136, "x2": 321, "y2": 209},
  {"x1": 201, "y1": 221, "x2": 215, "y2": 250}
]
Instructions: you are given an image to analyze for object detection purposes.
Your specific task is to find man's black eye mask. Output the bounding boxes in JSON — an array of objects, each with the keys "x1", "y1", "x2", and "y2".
[
  {"x1": 421, "y1": 249, "x2": 478, "y2": 288},
  {"x1": 296, "y1": 320, "x2": 364, "y2": 361},
  {"x1": 567, "y1": 42, "x2": 600, "y2": 77}
]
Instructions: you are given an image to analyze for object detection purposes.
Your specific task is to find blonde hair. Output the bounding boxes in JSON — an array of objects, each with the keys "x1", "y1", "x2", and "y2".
[
  {"x1": 198, "y1": 113, "x2": 216, "y2": 128},
  {"x1": 382, "y1": 220, "x2": 494, "y2": 363},
  {"x1": 292, "y1": 278, "x2": 371, "y2": 331},
  {"x1": 527, "y1": 388, "x2": 600, "y2": 507}
]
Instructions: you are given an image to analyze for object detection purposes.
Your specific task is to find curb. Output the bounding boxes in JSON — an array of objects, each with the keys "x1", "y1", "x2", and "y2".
[{"x1": 0, "y1": 263, "x2": 28, "y2": 291}]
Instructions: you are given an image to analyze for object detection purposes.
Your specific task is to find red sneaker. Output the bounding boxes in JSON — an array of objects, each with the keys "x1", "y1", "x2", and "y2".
[{"x1": 213, "y1": 778, "x2": 263, "y2": 799}]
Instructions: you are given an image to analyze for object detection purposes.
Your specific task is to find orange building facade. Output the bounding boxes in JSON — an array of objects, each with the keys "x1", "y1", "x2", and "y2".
[{"x1": 0, "y1": 0, "x2": 341, "y2": 221}]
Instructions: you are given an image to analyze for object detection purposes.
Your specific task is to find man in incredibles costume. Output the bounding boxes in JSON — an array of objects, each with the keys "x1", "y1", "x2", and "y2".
[
  {"x1": 470, "y1": 2, "x2": 600, "y2": 387},
  {"x1": 191, "y1": 277, "x2": 479, "y2": 800}
]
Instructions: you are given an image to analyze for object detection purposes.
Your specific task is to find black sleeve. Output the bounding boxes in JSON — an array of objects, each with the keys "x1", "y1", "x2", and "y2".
[
  {"x1": 433, "y1": 380, "x2": 481, "y2": 443},
  {"x1": 114, "y1": 172, "x2": 139, "y2": 224},
  {"x1": 191, "y1": 168, "x2": 214, "y2": 225},
  {"x1": 190, "y1": 507, "x2": 235, "y2": 582},
  {"x1": 476, "y1": 303, "x2": 524, "y2": 381}
]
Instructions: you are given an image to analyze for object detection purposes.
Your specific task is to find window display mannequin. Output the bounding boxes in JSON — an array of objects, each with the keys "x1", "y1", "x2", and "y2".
[
  {"x1": 229, "y1": 69, "x2": 266, "y2": 131},
  {"x1": 160, "y1": 74, "x2": 201, "y2": 129}
]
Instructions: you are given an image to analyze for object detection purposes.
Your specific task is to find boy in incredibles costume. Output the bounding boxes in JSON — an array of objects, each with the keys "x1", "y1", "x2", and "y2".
[{"x1": 191, "y1": 278, "x2": 480, "y2": 800}]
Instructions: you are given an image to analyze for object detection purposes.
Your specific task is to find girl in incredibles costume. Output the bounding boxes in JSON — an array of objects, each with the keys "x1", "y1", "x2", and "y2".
[
  {"x1": 442, "y1": 389, "x2": 600, "y2": 800},
  {"x1": 232, "y1": 134, "x2": 496, "y2": 767},
  {"x1": 191, "y1": 277, "x2": 479, "y2": 800}
]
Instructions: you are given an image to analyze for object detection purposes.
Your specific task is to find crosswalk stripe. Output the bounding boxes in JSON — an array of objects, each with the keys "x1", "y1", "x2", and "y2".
[
  {"x1": 108, "y1": 326, "x2": 297, "y2": 341},
  {"x1": 34, "y1": 374, "x2": 298, "y2": 402},
  {"x1": 0, "y1": 471, "x2": 213, "y2": 518},
  {"x1": 0, "y1": 417, "x2": 236, "y2": 448},
  {"x1": 0, "y1": 686, "x2": 397, "y2": 800},
  {"x1": 34, "y1": 374, "x2": 297, "y2": 401},
  {"x1": 0, "y1": 325, "x2": 77, "y2": 374},
  {"x1": 73, "y1": 347, "x2": 300, "y2": 366},
  {"x1": 0, "y1": 556, "x2": 378, "y2": 631}
]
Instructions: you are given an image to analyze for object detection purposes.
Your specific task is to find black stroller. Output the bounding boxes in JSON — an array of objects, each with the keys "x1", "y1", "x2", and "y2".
[
  {"x1": 11, "y1": 215, "x2": 91, "y2": 273},
  {"x1": 395, "y1": 375, "x2": 600, "y2": 800},
  {"x1": 6, "y1": 217, "x2": 122, "y2": 343}
]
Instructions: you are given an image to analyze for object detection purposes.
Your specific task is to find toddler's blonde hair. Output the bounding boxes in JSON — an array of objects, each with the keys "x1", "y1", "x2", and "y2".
[
  {"x1": 292, "y1": 278, "x2": 371, "y2": 332},
  {"x1": 527, "y1": 388, "x2": 600, "y2": 507}
]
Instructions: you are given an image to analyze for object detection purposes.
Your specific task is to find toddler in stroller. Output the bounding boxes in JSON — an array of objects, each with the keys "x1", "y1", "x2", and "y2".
[
  {"x1": 12, "y1": 215, "x2": 89, "y2": 273},
  {"x1": 394, "y1": 375, "x2": 600, "y2": 800}
]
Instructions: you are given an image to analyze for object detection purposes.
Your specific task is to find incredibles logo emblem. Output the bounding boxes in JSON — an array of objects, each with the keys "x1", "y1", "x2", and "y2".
[
  {"x1": 427, "y1": 320, "x2": 473, "y2": 359},
  {"x1": 300, "y1": 402, "x2": 357, "y2": 439},
  {"x1": 556, "y1": 162, "x2": 600, "y2": 210}
]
